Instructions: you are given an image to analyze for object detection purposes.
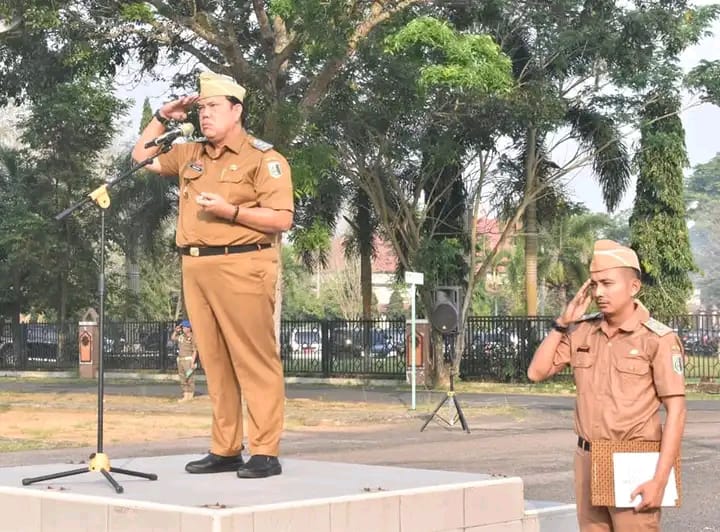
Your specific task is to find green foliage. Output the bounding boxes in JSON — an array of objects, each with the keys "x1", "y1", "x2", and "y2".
[
  {"x1": 540, "y1": 208, "x2": 611, "y2": 314},
  {"x1": 280, "y1": 245, "x2": 345, "y2": 319},
  {"x1": 120, "y1": 2, "x2": 155, "y2": 24},
  {"x1": 415, "y1": 238, "x2": 466, "y2": 287},
  {"x1": 685, "y1": 154, "x2": 720, "y2": 306},
  {"x1": 139, "y1": 97, "x2": 153, "y2": 132},
  {"x1": 386, "y1": 17, "x2": 513, "y2": 94},
  {"x1": 630, "y1": 91, "x2": 697, "y2": 319},
  {"x1": 0, "y1": 75, "x2": 127, "y2": 323},
  {"x1": 386, "y1": 285, "x2": 407, "y2": 319},
  {"x1": 686, "y1": 59, "x2": 720, "y2": 105}
]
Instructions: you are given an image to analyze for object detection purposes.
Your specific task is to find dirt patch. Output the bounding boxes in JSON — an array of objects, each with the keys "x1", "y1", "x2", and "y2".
[{"x1": 0, "y1": 391, "x2": 524, "y2": 451}]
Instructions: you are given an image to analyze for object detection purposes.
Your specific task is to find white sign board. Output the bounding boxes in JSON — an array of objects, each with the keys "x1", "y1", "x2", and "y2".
[{"x1": 405, "y1": 271, "x2": 424, "y2": 285}]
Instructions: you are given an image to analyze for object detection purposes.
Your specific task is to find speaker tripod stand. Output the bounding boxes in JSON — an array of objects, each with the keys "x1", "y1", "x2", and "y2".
[
  {"x1": 420, "y1": 370, "x2": 470, "y2": 433},
  {"x1": 21, "y1": 149, "x2": 171, "y2": 493}
]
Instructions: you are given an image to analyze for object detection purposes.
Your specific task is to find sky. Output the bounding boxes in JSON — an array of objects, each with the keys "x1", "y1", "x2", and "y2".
[{"x1": 113, "y1": 6, "x2": 720, "y2": 216}]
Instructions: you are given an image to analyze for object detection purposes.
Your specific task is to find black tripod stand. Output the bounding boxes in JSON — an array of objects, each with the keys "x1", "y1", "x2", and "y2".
[
  {"x1": 420, "y1": 369, "x2": 470, "y2": 433},
  {"x1": 21, "y1": 148, "x2": 172, "y2": 493}
]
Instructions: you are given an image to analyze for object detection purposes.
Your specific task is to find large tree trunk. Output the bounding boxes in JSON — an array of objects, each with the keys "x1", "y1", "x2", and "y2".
[
  {"x1": 524, "y1": 128, "x2": 539, "y2": 316},
  {"x1": 357, "y1": 189, "x2": 374, "y2": 319}
]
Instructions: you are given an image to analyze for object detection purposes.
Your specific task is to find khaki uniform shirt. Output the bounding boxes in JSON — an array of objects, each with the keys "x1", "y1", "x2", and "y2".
[
  {"x1": 177, "y1": 333, "x2": 196, "y2": 359},
  {"x1": 156, "y1": 129, "x2": 294, "y2": 246},
  {"x1": 553, "y1": 302, "x2": 685, "y2": 442}
]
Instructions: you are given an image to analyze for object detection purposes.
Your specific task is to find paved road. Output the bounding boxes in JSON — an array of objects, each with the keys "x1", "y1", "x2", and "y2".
[{"x1": 0, "y1": 379, "x2": 718, "y2": 531}]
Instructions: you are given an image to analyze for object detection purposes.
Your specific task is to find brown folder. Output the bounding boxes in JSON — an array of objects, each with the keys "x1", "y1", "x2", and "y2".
[{"x1": 590, "y1": 440, "x2": 682, "y2": 507}]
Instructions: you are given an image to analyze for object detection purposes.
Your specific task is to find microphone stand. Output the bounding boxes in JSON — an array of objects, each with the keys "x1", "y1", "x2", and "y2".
[{"x1": 21, "y1": 142, "x2": 175, "y2": 494}]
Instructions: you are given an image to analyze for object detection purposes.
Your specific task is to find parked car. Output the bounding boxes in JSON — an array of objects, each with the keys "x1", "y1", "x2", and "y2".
[
  {"x1": 367, "y1": 328, "x2": 398, "y2": 358},
  {"x1": 290, "y1": 329, "x2": 322, "y2": 359},
  {"x1": 330, "y1": 327, "x2": 363, "y2": 358},
  {"x1": 0, "y1": 324, "x2": 79, "y2": 367}
]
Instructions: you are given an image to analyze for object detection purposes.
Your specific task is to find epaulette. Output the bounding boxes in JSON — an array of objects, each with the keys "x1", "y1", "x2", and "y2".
[
  {"x1": 642, "y1": 318, "x2": 674, "y2": 337},
  {"x1": 575, "y1": 312, "x2": 602, "y2": 323},
  {"x1": 250, "y1": 137, "x2": 274, "y2": 152}
]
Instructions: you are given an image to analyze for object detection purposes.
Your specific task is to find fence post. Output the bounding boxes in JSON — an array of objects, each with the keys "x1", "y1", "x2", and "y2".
[
  {"x1": 160, "y1": 321, "x2": 168, "y2": 371},
  {"x1": 321, "y1": 320, "x2": 331, "y2": 378}
]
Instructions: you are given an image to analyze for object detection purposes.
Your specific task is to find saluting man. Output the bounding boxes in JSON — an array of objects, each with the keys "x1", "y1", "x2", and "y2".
[
  {"x1": 528, "y1": 239, "x2": 687, "y2": 531},
  {"x1": 132, "y1": 71, "x2": 293, "y2": 479}
]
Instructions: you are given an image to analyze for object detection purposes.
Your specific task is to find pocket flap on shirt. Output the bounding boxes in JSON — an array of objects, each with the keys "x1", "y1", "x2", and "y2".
[
  {"x1": 181, "y1": 164, "x2": 203, "y2": 180},
  {"x1": 615, "y1": 357, "x2": 650, "y2": 376},
  {"x1": 572, "y1": 350, "x2": 597, "y2": 368}
]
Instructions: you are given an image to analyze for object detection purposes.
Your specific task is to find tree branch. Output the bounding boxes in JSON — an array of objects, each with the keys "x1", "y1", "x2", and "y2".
[
  {"x1": 252, "y1": 0, "x2": 275, "y2": 52},
  {"x1": 300, "y1": 0, "x2": 427, "y2": 111}
]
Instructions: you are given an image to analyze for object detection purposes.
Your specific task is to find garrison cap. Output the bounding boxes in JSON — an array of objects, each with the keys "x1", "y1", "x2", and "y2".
[
  {"x1": 589, "y1": 239, "x2": 641, "y2": 273},
  {"x1": 198, "y1": 71, "x2": 246, "y2": 102}
]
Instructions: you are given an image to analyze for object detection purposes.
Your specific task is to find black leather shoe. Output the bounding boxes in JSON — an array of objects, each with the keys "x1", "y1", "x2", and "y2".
[
  {"x1": 236, "y1": 455, "x2": 282, "y2": 479},
  {"x1": 185, "y1": 453, "x2": 244, "y2": 474}
]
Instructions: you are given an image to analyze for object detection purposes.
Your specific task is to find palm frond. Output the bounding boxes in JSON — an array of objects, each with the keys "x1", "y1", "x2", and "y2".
[{"x1": 566, "y1": 105, "x2": 631, "y2": 212}]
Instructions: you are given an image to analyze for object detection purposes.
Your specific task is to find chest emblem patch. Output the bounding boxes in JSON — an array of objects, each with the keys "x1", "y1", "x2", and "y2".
[
  {"x1": 229, "y1": 164, "x2": 238, "y2": 171},
  {"x1": 629, "y1": 349, "x2": 639, "y2": 356},
  {"x1": 672, "y1": 354, "x2": 683, "y2": 375},
  {"x1": 268, "y1": 161, "x2": 283, "y2": 178}
]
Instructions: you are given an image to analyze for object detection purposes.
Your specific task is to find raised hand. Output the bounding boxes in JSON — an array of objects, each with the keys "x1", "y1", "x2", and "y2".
[
  {"x1": 159, "y1": 95, "x2": 199, "y2": 122},
  {"x1": 558, "y1": 279, "x2": 593, "y2": 326}
]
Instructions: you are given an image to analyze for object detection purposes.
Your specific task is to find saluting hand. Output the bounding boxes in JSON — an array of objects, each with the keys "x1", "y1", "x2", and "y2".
[
  {"x1": 557, "y1": 279, "x2": 593, "y2": 326},
  {"x1": 630, "y1": 478, "x2": 665, "y2": 511},
  {"x1": 195, "y1": 192, "x2": 234, "y2": 220},
  {"x1": 159, "y1": 95, "x2": 199, "y2": 122}
]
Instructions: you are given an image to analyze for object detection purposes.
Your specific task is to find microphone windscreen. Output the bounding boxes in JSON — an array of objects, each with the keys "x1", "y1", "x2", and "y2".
[{"x1": 179, "y1": 123, "x2": 195, "y2": 136}]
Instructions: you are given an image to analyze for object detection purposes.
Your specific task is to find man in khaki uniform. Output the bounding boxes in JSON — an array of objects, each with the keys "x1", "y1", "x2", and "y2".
[
  {"x1": 528, "y1": 240, "x2": 687, "y2": 531},
  {"x1": 171, "y1": 319, "x2": 198, "y2": 402},
  {"x1": 132, "y1": 71, "x2": 293, "y2": 479}
]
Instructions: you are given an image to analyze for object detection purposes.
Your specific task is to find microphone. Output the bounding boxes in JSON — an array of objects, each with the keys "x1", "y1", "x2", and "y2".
[{"x1": 144, "y1": 123, "x2": 195, "y2": 148}]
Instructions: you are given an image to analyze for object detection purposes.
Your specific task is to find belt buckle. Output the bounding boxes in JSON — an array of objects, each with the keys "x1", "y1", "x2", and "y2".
[{"x1": 189, "y1": 247, "x2": 200, "y2": 257}]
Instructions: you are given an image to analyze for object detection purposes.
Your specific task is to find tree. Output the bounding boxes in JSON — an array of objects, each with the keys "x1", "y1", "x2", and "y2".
[
  {"x1": 685, "y1": 154, "x2": 720, "y2": 306},
  {"x1": 106, "y1": 98, "x2": 178, "y2": 319},
  {"x1": 320, "y1": 15, "x2": 515, "y2": 382},
  {"x1": 444, "y1": 0, "x2": 719, "y2": 316},
  {"x1": 386, "y1": 285, "x2": 407, "y2": 319},
  {"x1": 538, "y1": 206, "x2": 610, "y2": 315},
  {"x1": 630, "y1": 91, "x2": 696, "y2": 319}
]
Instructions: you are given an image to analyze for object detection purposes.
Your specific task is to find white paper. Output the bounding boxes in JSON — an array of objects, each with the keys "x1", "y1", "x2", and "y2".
[{"x1": 612, "y1": 452, "x2": 678, "y2": 507}]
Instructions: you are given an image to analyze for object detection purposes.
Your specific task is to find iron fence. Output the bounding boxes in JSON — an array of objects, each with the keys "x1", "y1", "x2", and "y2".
[
  {"x1": 1, "y1": 315, "x2": 719, "y2": 381},
  {"x1": 0, "y1": 322, "x2": 79, "y2": 370}
]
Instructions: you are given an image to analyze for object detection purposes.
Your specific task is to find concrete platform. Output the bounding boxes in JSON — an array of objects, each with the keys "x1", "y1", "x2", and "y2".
[{"x1": 0, "y1": 455, "x2": 577, "y2": 531}]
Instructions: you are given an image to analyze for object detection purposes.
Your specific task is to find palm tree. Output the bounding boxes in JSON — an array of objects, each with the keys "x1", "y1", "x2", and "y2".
[
  {"x1": 495, "y1": 24, "x2": 631, "y2": 315},
  {"x1": 539, "y1": 208, "x2": 610, "y2": 314},
  {"x1": 105, "y1": 100, "x2": 179, "y2": 319}
]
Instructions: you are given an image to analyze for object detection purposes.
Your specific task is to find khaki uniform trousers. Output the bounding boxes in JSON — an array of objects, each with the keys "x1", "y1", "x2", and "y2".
[
  {"x1": 177, "y1": 356, "x2": 196, "y2": 395},
  {"x1": 182, "y1": 248, "x2": 284, "y2": 457},
  {"x1": 574, "y1": 447, "x2": 661, "y2": 531}
]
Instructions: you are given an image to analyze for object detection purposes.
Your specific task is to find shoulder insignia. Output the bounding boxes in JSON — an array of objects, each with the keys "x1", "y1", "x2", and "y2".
[
  {"x1": 642, "y1": 318, "x2": 673, "y2": 337},
  {"x1": 250, "y1": 138, "x2": 274, "y2": 152},
  {"x1": 575, "y1": 312, "x2": 602, "y2": 323}
]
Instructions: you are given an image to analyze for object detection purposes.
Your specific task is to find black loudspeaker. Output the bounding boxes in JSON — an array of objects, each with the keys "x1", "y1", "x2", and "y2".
[{"x1": 431, "y1": 286, "x2": 462, "y2": 333}]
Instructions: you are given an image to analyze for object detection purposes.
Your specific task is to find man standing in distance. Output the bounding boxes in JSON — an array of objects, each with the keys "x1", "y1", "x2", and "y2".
[
  {"x1": 132, "y1": 71, "x2": 293, "y2": 479},
  {"x1": 527, "y1": 240, "x2": 686, "y2": 531}
]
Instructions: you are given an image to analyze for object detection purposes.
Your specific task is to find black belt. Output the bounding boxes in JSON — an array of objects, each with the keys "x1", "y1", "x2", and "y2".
[
  {"x1": 179, "y1": 243, "x2": 271, "y2": 257},
  {"x1": 578, "y1": 436, "x2": 591, "y2": 451}
]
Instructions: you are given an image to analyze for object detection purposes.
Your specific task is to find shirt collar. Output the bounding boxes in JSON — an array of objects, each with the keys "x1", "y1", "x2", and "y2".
[
  {"x1": 202, "y1": 127, "x2": 248, "y2": 158},
  {"x1": 598, "y1": 299, "x2": 649, "y2": 336}
]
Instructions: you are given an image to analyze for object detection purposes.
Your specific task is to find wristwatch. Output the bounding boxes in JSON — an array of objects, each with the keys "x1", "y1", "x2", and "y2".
[
  {"x1": 154, "y1": 109, "x2": 170, "y2": 127},
  {"x1": 551, "y1": 319, "x2": 569, "y2": 333}
]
